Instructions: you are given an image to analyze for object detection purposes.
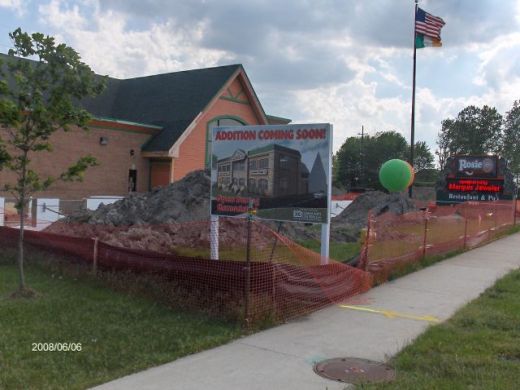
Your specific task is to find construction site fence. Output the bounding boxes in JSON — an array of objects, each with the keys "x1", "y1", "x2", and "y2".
[
  {"x1": 0, "y1": 218, "x2": 372, "y2": 324},
  {"x1": 1, "y1": 200, "x2": 518, "y2": 323},
  {"x1": 361, "y1": 200, "x2": 519, "y2": 283}
]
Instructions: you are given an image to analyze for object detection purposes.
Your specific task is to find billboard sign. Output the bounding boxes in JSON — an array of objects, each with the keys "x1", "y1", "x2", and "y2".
[
  {"x1": 451, "y1": 156, "x2": 498, "y2": 178},
  {"x1": 210, "y1": 123, "x2": 332, "y2": 224},
  {"x1": 436, "y1": 155, "x2": 514, "y2": 204}
]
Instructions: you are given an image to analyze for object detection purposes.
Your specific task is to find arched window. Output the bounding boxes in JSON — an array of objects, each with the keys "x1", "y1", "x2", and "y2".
[{"x1": 206, "y1": 116, "x2": 246, "y2": 169}]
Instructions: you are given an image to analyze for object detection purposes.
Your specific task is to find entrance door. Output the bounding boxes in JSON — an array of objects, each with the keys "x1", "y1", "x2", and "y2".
[{"x1": 150, "y1": 160, "x2": 171, "y2": 189}]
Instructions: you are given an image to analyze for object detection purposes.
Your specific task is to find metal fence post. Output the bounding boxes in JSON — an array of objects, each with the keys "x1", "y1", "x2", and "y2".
[
  {"x1": 493, "y1": 202, "x2": 498, "y2": 232},
  {"x1": 244, "y1": 199, "x2": 253, "y2": 326},
  {"x1": 361, "y1": 211, "x2": 372, "y2": 271},
  {"x1": 269, "y1": 222, "x2": 282, "y2": 318},
  {"x1": 422, "y1": 210, "x2": 428, "y2": 260},
  {"x1": 513, "y1": 197, "x2": 517, "y2": 226},
  {"x1": 92, "y1": 237, "x2": 99, "y2": 275},
  {"x1": 463, "y1": 205, "x2": 468, "y2": 250}
]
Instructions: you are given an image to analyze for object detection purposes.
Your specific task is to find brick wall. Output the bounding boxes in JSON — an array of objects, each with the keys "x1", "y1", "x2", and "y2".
[{"x1": 0, "y1": 125, "x2": 155, "y2": 200}]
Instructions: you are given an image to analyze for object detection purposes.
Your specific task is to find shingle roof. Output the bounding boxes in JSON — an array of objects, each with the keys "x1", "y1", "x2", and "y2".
[
  {"x1": 1, "y1": 53, "x2": 277, "y2": 153},
  {"x1": 82, "y1": 64, "x2": 242, "y2": 152}
]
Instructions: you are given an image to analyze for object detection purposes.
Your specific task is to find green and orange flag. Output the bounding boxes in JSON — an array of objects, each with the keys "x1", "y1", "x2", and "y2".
[{"x1": 415, "y1": 7, "x2": 445, "y2": 48}]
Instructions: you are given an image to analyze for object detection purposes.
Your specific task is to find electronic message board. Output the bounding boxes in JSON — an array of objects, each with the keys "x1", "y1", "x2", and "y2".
[{"x1": 436, "y1": 155, "x2": 514, "y2": 204}]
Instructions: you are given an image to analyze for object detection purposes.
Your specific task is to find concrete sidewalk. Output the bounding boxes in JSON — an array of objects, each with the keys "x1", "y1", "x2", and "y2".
[{"x1": 93, "y1": 233, "x2": 520, "y2": 390}]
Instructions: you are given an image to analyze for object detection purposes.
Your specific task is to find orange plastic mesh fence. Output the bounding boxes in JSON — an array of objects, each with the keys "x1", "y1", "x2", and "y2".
[
  {"x1": 1, "y1": 200, "x2": 516, "y2": 322},
  {"x1": 0, "y1": 216, "x2": 372, "y2": 324},
  {"x1": 363, "y1": 201, "x2": 517, "y2": 283}
]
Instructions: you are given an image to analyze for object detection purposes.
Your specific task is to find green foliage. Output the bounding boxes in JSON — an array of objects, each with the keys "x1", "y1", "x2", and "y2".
[
  {"x1": 413, "y1": 141, "x2": 434, "y2": 172},
  {"x1": 437, "y1": 104, "x2": 503, "y2": 158},
  {"x1": 414, "y1": 168, "x2": 440, "y2": 184},
  {"x1": 333, "y1": 131, "x2": 434, "y2": 190},
  {"x1": 0, "y1": 28, "x2": 105, "y2": 207},
  {"x1": 502, "y1": 100, "x2": 520, "y2": 179}
]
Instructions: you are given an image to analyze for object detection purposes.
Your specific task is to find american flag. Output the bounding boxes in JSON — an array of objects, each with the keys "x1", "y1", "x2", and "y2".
[{"x1": 415, "y1": 7, "x2": 445, "y2": 39}]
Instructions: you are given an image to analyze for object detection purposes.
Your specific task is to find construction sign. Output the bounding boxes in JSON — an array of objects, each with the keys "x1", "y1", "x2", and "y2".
[{"x1": 210, "y1": 123, "x2": 332, "y2": 224}]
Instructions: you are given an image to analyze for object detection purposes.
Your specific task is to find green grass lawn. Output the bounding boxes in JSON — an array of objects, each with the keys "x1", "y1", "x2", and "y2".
[
  {"x1": 0, "y1": 249, "x2": 241, "y2": 390},
  {"x1": 362, "y1": 268, "x2": 520, "y2": 389},
  {"x1": 299, "y1": 239, "x2": 360, "y2": 262}
]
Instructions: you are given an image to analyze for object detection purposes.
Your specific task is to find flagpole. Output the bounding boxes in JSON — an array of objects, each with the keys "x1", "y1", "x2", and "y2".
[{"x1": 409, "y1": 0, "x2": 418, "y2": 198}]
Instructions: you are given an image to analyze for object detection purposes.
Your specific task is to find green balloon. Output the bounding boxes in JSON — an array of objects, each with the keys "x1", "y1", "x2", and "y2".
[{"x1": 379, "y1": 159, "x2": 413, "y2": 192}]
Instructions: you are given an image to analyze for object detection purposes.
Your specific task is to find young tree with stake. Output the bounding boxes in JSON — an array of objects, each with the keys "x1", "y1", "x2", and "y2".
[{"x1": 0, "y1": 29, "x2": 105, "y2": 294}]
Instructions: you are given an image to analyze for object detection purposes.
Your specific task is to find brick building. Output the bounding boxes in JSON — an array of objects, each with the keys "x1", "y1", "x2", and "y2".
[
  {"x1": 0, "y1": 55, "x2": 290, "y2": 199},
  {"x1": 216, "y1": 145, "x2": 308, "y2": 197}
]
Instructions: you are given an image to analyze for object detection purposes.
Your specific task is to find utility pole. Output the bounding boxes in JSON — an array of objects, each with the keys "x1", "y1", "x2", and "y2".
[{"x1": 359, "y1": 125, "x2": 365, "y2": 188}]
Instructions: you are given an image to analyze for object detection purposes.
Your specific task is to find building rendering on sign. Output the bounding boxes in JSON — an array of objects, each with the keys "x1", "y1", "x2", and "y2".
[
  {"x1": 216, "y1": 145, "x2": 309, "y2": 197},
  {"x1": 0, "y1": 53, "x2": 290, "y2": 199}
]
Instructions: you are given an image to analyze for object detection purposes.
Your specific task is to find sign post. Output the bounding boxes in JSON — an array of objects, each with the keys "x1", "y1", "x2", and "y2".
[
  {"x1": 0, "y1": 197, "x2": 4, "y2": 226},
  {"x1": 210, "y1": 214, "x2": 219, "y2": 260}
]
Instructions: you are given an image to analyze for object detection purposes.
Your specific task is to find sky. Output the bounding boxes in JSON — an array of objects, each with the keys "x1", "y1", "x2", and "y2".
[{"x1": 0, "y1": 0, "x2": 519, "y2": 161}]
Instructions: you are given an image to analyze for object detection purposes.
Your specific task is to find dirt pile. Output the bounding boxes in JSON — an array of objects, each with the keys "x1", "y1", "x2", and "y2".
[
  {"x1": 66, "y1": 170, "x2": 211, "y2": 225},
  {"x1": 46, "y1": 171, "x2": 277, "y2": 255},
  {"x1": 279, "y1": 191, "x2": 417, "y2": 244},
  {"x1": 329, "y1": 191, "x2": 416, "y2": 243},
  {"x1": 46, "y1": 172, "x2": 416, "y2": 256},
  {"x1": 335, "y1": 191, "x2": 416, "y2": 230}
]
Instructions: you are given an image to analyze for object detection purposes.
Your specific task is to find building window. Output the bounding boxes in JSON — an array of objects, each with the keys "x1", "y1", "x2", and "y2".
[
  {"x1": 219, "y1": 164, "x2": 231, "y2": 172},
  {"x1": 234, "y1": 161, "x2": 245, "y2": 171},
  {"x1": 259, "y1": 158, "x2": 268, "y2": 169},
  {"x1": 258, "y1": 179, "x2": 268, "y2": 195},
  {"x1": 279, "y1": 177, "x2": 288, "y2": 193},
  {"x1": 279, "y1": 155, "x2": 291, "y2": 169},
  {"x1": 248, "y1": 178, "x2": 256, "y2": 193},
  {"x1": 249, "y1": 160, "x2": 257, "y2": 170},
  {"x1": 206, "y1": 117, "x2": 246, "y2": 170}
]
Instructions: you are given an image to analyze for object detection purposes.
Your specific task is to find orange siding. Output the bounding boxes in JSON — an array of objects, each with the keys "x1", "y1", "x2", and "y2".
[{"x1": 173, "y1": 77, "x2": 263, "y2": 181}]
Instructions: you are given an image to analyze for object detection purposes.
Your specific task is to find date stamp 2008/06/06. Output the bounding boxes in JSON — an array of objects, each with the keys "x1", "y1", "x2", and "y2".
[{"x1": 31, "y1": 342, "x2": 82, "y2": 352}]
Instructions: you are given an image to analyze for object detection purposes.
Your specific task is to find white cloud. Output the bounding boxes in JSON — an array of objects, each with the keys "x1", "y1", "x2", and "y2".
[
  {"x1": 31, "y1": 0, "x2": 520, "y2": 161},
  {"x1": 0, "y1": 0, "x2": 25, "y2": 15},
  {"x1": 38, "y1": 0, "x2": 229, "y2": 77}
]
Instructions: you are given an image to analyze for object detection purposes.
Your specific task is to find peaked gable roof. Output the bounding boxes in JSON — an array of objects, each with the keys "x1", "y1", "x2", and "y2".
[{"x1": 82, "y1": 64, "x2": 243, "y2": 152}]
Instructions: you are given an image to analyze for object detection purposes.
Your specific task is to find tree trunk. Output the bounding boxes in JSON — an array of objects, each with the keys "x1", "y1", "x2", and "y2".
[
  {"x1": 17, "y1": 196, "x2": 26, "y2": 290},
  {"x1": 17, "y1": 150, "x2": 28, "y2": 291}
]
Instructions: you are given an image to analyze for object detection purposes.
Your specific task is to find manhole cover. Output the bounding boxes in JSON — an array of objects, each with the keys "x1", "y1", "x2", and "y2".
[{"x1": 314, "y1": 357, "x2": 395, "y2": 384}]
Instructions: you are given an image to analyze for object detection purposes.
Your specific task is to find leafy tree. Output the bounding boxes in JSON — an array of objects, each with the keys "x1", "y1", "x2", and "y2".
[
  {"x1": 502, "y1": 100, "x2": 520, "y2": 181},
  {"x1": 334, "y1": 131, "x2": 434, "y2": 190},
  {"x1": 413, "y1": 141, "x2": 435, "y2": 172},
  {"x1": 333, "y1": 135, "x2": 366, "y2": 189},
  {"x1": 437, "y1": 105, "x2": 503, "y2": 156},
  {"x1": 435, "y1": 121, "x2": 451, "y2": 170},
  {"x1": 0, "y1": 29, "x2": 105, "y2": 293}
]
